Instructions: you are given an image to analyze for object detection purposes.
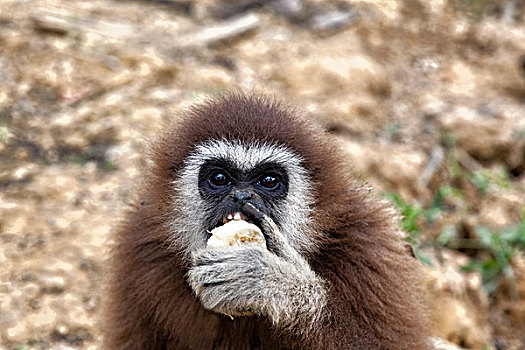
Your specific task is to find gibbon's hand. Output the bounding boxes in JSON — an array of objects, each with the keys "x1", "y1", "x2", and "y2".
[{"x1": 188, "y1": 203, "x2": 326, "y2": 324}]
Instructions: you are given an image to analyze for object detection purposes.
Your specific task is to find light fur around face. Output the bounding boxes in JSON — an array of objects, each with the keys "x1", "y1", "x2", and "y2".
[{"x1": 166, "y1": 139, "x2": 317, "y2": 258}]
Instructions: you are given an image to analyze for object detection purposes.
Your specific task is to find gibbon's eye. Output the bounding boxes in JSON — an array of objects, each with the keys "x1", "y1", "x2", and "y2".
[
  {"x1": 259, "y1": 175, "x2": 279, "y2": 189},
  {"x1": 209, "y1": 172, "x2": 229, "y2": 187}
]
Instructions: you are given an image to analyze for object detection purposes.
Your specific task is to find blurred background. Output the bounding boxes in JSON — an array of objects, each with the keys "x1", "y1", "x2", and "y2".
[{"x1": 0, "y1": 0, "x2": 524, "y2": 349}]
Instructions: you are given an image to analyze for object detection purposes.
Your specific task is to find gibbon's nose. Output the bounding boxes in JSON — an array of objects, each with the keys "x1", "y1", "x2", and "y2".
[{"x1": 230, "y1": 189, "x2": 255, "y2": 202}]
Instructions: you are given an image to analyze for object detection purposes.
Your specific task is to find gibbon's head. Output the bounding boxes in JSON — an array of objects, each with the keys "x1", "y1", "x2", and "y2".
[{"x1": 149, "y1": 93, "x2": 345, "y2": 259}]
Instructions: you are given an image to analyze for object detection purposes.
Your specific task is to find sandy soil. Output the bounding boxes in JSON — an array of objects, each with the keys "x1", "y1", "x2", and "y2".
[{"x1": 0, "y1": 0, "x2": 524, "y2": 349}]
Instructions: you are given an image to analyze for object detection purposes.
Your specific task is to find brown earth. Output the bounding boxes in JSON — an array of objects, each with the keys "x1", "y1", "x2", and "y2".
[{"x1": 0, "y1": 0, "x2": 524, "y2": 349}]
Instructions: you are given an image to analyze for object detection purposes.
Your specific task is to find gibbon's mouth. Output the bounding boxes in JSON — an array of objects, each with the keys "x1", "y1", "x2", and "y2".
[
  {"x1": 223, "y1": 211, "x2": 249, "y2": 224},
  {"x1": 213, "y1": 211, "x2": 254, "y2": 231}
]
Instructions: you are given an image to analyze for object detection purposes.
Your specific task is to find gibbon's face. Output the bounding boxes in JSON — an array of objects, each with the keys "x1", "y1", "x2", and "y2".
[
  {"x1": 198, "y1": 157, "x2": 289, "y2": 230},
  {"x1": 170, "y1": 139, "x2": 315, "y2": 256}
]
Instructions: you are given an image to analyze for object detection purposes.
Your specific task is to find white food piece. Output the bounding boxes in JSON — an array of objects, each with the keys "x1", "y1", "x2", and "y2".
[{"x1": 207, "y1": 220, "x2": 266, "y2": 249}]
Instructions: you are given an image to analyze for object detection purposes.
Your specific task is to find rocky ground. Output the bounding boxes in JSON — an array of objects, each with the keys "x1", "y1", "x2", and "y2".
[{"x1": 0, "y1": 0, "x2": 524, "y2": 349}]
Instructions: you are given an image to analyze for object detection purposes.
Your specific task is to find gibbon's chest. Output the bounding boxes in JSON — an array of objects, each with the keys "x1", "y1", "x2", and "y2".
[{"x1": 173, "y1": 313, "x2": 290, "y2": 350}]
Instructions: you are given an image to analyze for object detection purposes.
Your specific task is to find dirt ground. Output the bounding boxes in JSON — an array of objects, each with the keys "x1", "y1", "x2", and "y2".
[{"x1": 0, "y1": 0, "x2": 524, "y2": 349}]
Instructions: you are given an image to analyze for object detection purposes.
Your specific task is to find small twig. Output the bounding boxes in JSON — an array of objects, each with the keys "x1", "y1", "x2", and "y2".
[
  {"x1": 67, "y1": 76, "x2": 135, "y2": 108},
  {"x1": 455, "y1": 148, "x2": 484, "y2": 173},
  {"x1": 31, "y1": 9, "x2": 135, "y2": 37},
  {"x1": 502, "y1": 0, "x2": 523, "y2": 24},
  {"x1": 309, "y1": 9, "x2": 356, "y2": 32},
  {"x1": 175, "y1": 13, "x2": 260, "y2": 47},
  {"x1": 419, "y1": 147, "x2": 444, "y2": 188}
]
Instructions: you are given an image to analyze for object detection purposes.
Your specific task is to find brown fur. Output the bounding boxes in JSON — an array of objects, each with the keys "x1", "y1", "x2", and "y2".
[{"x1": 104, "y1": 93, "x2": 427, "y2": 349}]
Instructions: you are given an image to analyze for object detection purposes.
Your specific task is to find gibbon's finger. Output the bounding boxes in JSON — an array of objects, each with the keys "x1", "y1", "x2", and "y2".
[{"x1": 242, "y1": 203, "x2": 297, "y2": 259}]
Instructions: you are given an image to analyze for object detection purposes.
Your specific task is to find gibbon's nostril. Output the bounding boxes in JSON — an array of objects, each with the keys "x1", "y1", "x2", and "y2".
[{"x1": 231, "y1": 190, "x2": 253, "y2": 202}]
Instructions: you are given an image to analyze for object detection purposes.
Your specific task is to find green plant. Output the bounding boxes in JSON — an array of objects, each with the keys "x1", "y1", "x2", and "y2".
[
  {"x1": 436, "y1": 225, "x2": 458, "y2": 245},
  {"x1": 453, "y1": 0, "x2": 487, "y2": 19},
  {"x1": 102, "y1": 160, "x2": 118, "y2": 171},
  {"x1": 513, "y1": 127, "x2": 525, "y2": 140},
  {"x1": 443, "y1": 130, "x2": 510, "y2": 194},
  {"x1": 0, "y1": 123, "x2": 14, "y2": 142},
  {"x1": 68, "y1": 147, "x2": 118, "y2": 171},
  {"x1": 461, "y1": 210, "x2": 525, "y2": 297},
  {"x1": 383, "y1": 193, "x2": 433, "y2": 266},
  {"x1": 383, "y1": 122, "x2": 402, "y2": 141},
  {"x1": 386, "y1": 130, "x2": 524, "y2": 297},
  {"x1": 383, "y1": 178, "x2": 468, "y2": 266},
  {"x1": 425, "y1": 184, "x2": 463, "y2": 223},
  {"x1": 470, "y1": 168, "x2": 510, "y2": 193}
]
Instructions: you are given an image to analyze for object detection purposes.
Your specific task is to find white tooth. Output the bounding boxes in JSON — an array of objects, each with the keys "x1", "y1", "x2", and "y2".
[
  {"x1": 227, "y1": 214, "x2": 233, "y2": 221},
  {"x1": 234, "y1": 212, "x2": 241, "y2": 221}
]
